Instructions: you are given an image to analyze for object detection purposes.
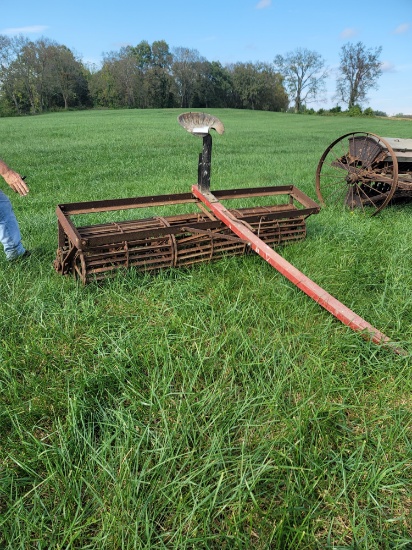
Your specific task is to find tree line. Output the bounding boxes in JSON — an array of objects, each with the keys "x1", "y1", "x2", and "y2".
[{"x1": 0, "y1": 35, "x2": 383, "y2": 116}]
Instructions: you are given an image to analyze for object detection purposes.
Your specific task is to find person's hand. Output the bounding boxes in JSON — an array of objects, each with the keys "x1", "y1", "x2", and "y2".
[{"x1": 3, "y1": 170, "x2": 29, "y2": 196}]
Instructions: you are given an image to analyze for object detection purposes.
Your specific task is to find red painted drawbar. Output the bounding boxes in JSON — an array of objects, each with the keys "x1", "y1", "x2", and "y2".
[{"x1": 192, "y1": 184, "x2": 405, "y2": 355}]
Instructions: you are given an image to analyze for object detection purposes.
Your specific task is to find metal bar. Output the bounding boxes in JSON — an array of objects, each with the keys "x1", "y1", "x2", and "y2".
[
  {"x1": 56, "y1": 206, "x2": 83, "y2": 248},
  {"x1": 200, "y1": 133, "x2": 212, "y2": 191},
  {"x1": 181, "y1": 226, "x2": 244, "y2": 242},
  {"x1": 192, "y1": 184, "x2": 405, "y2": 355},
  {"x1": 57, "y1": 220, "x2": 66, "y2": 249},
  {"x1": 237, "y1": 207, "x2": 316, "y2": 221},
  {"x1": 196, "y1": 201, "x2": 217, "y2": 220},
  {"x1": 213, "y1": 186, "x2": 319, "y2": 212},
  {"x1": 213, "y1": 185, "x2": 295, "y2": 199},
  {"x1": 60, "y1": 245, "x2": 77, "y2": 274},
  {"x1": 58, "y1": 192, "x2": 198, "y2": 215},
  {"x1": 289, "y1": 187, "x2": 321, "y2": 210},
  {"x1": 58, "y1": 186, "x2": 319, "y2": 216}
]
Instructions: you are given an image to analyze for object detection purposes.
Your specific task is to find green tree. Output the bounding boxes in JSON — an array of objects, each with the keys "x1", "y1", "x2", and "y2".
[
  {"x1": 145, "y1": 41, "x2": 175, "y2": 108},
  {"x1": 336, "y1": 42, "x2": 382, "y2": 109},
  {"x1": 1, "y1": 36, "x2": 90, "y2": 113},
  {"x1": 130, "y1": 40, "x2": 152, "y2": 72},
  {"x1": 192, "y1": 61, "x2": 233, "y2": 108},
  {"x1": 0, "y1": 34, "x2": 30, "y2": 114},
  {"x1": 172, "y1": 47, "x2": 205, "y2": 108},
  {"x1": 229, "y1": 62, "x2": 288, "y2": 111},
  {"x1": 88, "y1": 61, "x2": 120, "y2": 108},
  {"x1": 3, "y1": 38, "x2": 51, "y2": 113},
  {"x1": 92, "y1": 47, "x2": 142, "y2": 108},
  {"x1": 49, "y1": 44, "x2": 89, "y2": 109},
  {"x1": 274, "y1": 48, "x2": 328, "y2": 113},
  {"x1": 253, "y1": 63, "x2": 288, "y2": 111},
  {"x1": 151, "y1": 40, "x2": 172, "y2": 69},
  {"x1": 230, "y1": 62, "x2": 261, "y2": 109}
]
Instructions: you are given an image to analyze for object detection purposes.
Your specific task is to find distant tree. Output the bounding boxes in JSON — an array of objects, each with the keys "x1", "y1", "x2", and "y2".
[
  {"x1": 208, "y1": 61, "x2": 233, "y2": 107},
  {"x1": 172, "y1": 47, "x2": 205, "y2": 108},
  {"x1": 274, "y1": 48, "x2": 328, "y2": 113},
  {"x1": 254, "y1": 63, "x2": 288, "y2": 111},
  {"x1": 0, "y1": 34, "x2": 30, "y2": 114},
  {"x1": 130, "y1": 40, "x2": 152, "y2": 72},
  {"x1": 0, "y1": 34, "x2": 24, "y2": 82},
  {"x1": 3, "y1": 38, "x2": 56, "y2": 113},
  {"x1": 151, "y1": 40, "x2": 172, "y2": 69},
  {"x1": 0, "y1": 35, "x2": 89, "y2": 113},
  {"x1": 145, "y1": 40, "x2": 175, "y2": 108},
  {"x1": 118, "y1": 46, "x2": 145, "y2": 107},
  {"x1": 192, "y1": 61, "x2": 233, "y2": 108},
  {"x1": 49, "y1": 44, "x2": 88, "y2": 109},
  {"x1": 91, "y1": 46, "x2": 142, "y2": 108},
  {"x1": 88, "y1": 61, "x2": 120, "y2": 108},
  {"x1": 336, "y1": 42, "x2": 382, "y2": 109},
  {"x1": 229, "y1": 62, "x2": 288, "y2": 111},
  {"x1": 362, "y1": 107, "x2": 374, "y2": 117},
  {"x1": 348, "y1": 104, "x2": 362, "y2": 117},
  {"x1": 231, "y1": 62, "x2": 261, "y2": 110},
  {"x1": 89, "y1": 40, "x2": 176, "y2": 109}
]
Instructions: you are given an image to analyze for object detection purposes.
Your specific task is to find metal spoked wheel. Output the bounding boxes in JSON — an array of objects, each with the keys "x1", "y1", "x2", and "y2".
[{"x1": 316, "y1": 132, "x2": 399, "y2": 216}]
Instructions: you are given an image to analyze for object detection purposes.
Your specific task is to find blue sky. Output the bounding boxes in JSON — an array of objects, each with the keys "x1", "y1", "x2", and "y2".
[{"x1": 2, "y1": 0, "x2": 411, "y2": 115}]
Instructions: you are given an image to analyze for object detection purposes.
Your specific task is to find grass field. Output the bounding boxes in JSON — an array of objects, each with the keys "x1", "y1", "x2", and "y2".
[{"x1": 1, "y1": 109, "x2": 412, "y2": 549}]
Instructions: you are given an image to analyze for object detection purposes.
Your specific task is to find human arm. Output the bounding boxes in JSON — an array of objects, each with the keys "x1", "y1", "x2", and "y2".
[{"x1": 0, "y1": 159, "x2": 29, "y2": 196}]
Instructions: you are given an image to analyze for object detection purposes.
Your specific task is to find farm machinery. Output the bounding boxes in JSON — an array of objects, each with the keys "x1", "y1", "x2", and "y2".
[
  {"x1": 54, "y1": 112, "x2": 320, "y2": 284},
  {"x1": 54, "y1": 113, "x2": 405, "y2": 353},
  {"x1": 316, "y1": 132, "x2": 412, "y2": 215}
]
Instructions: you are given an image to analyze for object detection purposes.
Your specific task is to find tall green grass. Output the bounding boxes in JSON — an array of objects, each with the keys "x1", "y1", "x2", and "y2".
[{"x1": 1, "y1": 109, "x2": 412, "y2": 548}]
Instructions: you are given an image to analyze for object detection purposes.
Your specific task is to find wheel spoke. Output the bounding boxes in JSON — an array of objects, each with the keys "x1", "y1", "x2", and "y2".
[
  {"x1": 356, "y1": 187, "x2": 366, "y2": 213},
  {"x1": 359, "y1": 181, "x2": 389, "y2": 198},
  {"x1": 357, "y1": 186, "x2": 380, "y2": 209}
]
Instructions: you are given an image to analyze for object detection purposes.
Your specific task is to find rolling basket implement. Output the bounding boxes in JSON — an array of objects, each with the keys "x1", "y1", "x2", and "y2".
[
  {"x1": 54, "y1": 113, "x2": 405, "y2": 354},
  {"x1": 316, "y1": 132, "x2": 412, "y2": 215},
  {"x1": 54, "y1": 188, "x2": 316, "y2": 284},
  {"x1": 53, "y1": 112, "x2": 319, "y2": 284}
]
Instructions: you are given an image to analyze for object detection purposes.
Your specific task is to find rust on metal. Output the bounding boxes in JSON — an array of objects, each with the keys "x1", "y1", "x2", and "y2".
[
  {"x1": 316, "y1": 132, "x2": 412, "y2": 215},
  {"x1": 54, "y1": 186, "x2": 318, "y2": 284}
]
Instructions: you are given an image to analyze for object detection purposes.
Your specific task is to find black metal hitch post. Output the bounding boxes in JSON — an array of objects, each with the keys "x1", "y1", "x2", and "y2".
[{"x1": 198, "y1": 133, "x2": 212, "y2": 192}]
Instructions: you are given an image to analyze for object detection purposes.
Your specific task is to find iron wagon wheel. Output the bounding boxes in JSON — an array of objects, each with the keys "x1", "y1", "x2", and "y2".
[{"x1": 316, "y1": 132, "x2": 399, "y2": 216}]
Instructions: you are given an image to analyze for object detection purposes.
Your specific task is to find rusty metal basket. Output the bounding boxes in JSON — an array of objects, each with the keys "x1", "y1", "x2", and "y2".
[{"x1": 54, "y1": 185, "x2": 319, "y2": 284}]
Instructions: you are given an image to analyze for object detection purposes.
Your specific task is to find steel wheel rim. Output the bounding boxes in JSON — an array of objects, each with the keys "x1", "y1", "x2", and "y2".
[{"x1": 316, "y1": 132, "x2": 399, "y2": 216}]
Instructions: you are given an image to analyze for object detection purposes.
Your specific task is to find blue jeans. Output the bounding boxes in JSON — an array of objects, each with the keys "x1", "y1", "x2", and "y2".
[{"x1": 0, "y1": 190, "x2": 26, "y2": 260}]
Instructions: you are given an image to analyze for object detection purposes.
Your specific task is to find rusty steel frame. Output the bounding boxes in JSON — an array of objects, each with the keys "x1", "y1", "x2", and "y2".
[{"x1": 54, "y1": 184, "x2": 320, "y2": 284}]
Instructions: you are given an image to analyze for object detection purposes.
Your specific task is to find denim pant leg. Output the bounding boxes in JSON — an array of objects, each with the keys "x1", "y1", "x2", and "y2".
[{"x1": 0, "y1": 190, "x2": 26, "y2": 260}]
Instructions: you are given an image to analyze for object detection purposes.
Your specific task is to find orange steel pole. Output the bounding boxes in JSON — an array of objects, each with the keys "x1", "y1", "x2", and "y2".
[{"x1": 192, "y1": 185, "x2": 405, "y2": 355}]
